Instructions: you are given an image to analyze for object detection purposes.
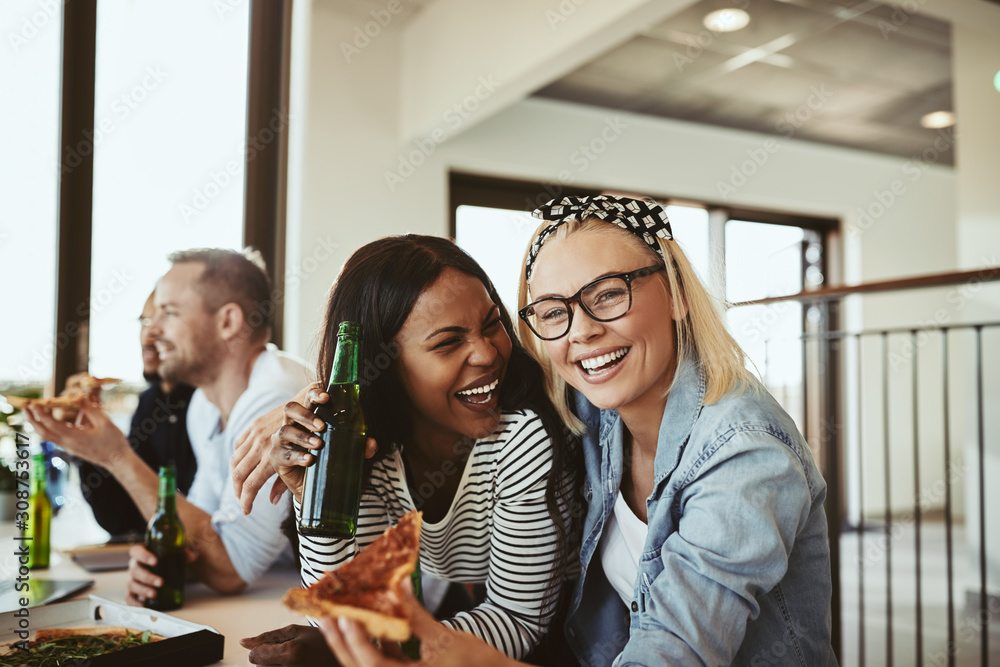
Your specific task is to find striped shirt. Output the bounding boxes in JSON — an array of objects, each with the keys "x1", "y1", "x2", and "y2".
[{"x1": 296, "y1": 409, "x2": 573, "y2": 659}]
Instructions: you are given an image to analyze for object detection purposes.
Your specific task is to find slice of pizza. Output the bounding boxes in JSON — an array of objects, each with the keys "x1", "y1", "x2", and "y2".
[
  {"x1": 284, "y1": 511, "x2": 422, "y2": 642},
  {"x1": 0, "y1": 626, "x2": 163, "y2": 663},
  {"x1": 5, "y1": 395, "x2": 84, "y2": 411},
  {"x1": 71, "y1": 375, "x2": 123, "y2": 394},
  {"x1": 6, "y1": 375, "x2": 120, "y2": 421},
  {"x1": 32, "y1": 626, "x2": 164, "y2": 643}
]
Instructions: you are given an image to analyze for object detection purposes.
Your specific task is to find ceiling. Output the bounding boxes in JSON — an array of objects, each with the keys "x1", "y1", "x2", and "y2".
[{"x1": 532, "y1": 0, "x2": 956, "y2": 166}]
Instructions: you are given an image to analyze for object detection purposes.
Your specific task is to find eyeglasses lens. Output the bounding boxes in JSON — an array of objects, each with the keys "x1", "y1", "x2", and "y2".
[{"x1": 527, "y1": 276, "x2": 630, "y2": 339}]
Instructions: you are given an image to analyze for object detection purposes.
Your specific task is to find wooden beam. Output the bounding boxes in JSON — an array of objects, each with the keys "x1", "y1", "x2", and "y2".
[
  {"x1": 53, "y1": 0, "x2": 97, "y2": 394},
  {"x1": 243, "y1": 0, "x2": 293, "y2": 349},
  {"x1": 734, "y1": 267, "x2": 1000, "y2": 307}
]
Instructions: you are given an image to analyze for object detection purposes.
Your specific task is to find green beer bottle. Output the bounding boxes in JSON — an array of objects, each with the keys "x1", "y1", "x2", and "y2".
[
  {"x1": 26, "y1": 454, "x2": 51, "y2": 569},
  {"x1": 299, "y1": 321, "x2": 367, "y2": 538},
  {"x1": 144, "y1": 466, "x2": 186, "y2": 611},
  {"x1": 399, "y1": 558, "x2": 424, "y2": 659}
]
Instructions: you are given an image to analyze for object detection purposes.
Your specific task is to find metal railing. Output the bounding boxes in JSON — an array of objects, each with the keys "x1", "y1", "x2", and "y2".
[{"x1": 733, "y1": 267, "x2": 1000, "y2": 667}]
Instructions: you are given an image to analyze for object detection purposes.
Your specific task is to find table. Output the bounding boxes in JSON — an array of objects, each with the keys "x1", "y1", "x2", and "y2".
[{"x1": 1, "y1": 514, "x2": 303, "y2": 666}]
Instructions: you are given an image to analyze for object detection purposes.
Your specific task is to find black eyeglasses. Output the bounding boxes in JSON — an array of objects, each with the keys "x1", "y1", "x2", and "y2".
[{"x1": 519, "y1": 264, "x2": 664, "y2": 340}]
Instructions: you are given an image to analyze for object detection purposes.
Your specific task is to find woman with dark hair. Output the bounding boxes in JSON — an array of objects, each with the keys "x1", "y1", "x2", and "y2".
[{"x1": 236, "y1": 235, "x2": 580, "y2": 664}]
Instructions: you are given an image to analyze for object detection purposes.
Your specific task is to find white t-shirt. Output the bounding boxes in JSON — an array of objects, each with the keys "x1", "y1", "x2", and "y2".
[
  {"x1": 185, "y1": 346, "x2": 313, "y2": 585},
  {"x1": 599, "y1": 491, "x2": 649, "y2": 607}
]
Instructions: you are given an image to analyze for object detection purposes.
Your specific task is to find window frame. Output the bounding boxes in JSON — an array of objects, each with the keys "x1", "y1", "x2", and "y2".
[{"x1": 54, "y1": 0, "x2": 292, "y2": 391}]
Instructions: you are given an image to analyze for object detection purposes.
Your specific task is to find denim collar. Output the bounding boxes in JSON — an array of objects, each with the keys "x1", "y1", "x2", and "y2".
[
  {"x1": 653, "y1": 355, "x2": 705, "y2": 486},
  {"x1": 594, "y1": 354, "x2": 706, "y2": 487}
]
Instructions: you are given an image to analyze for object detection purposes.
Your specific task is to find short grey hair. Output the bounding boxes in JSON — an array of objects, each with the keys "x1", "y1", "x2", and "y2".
[{"x1": 168, "y1": 247, "x2": 272, "y2": 342}]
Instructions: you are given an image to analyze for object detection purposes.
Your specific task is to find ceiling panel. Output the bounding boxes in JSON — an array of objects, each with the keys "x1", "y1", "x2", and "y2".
[{"x1": 531, "y1": 0, "x2": 955, "y2": 165}]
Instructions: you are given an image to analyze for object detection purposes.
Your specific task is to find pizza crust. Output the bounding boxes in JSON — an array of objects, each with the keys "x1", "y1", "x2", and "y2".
[
  {"x1": 5, "y1": 395, "x2": 85, "y2": 410},
  {"x1": 284, "y1": 511, "x2": 422, "y2": 642},
  {"x1": 284, "y1": 588, "x2": 411, "y2": 642},
  {"x1": 5, "y1": 375, "x2": 119, "y2": 421}
]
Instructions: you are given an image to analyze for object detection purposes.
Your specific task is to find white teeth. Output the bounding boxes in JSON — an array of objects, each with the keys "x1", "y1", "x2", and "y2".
[
  {"x1": 457, "y1": 379, "x2": 499, "y2": 396},
  {"x1": 579, "y1": 348, "x2": 628, "y2": 371}
]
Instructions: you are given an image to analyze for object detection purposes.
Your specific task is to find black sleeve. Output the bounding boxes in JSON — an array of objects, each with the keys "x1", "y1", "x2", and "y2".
[
  {"x1": 78, "y1": 458, "x2": 147, "y2": 536},
  {"x1": 78, "y1": 386, "x2": 158, "y2": 536},
  {"x1": 79, "y1": 384, "x2": 197, "y2": 537}
]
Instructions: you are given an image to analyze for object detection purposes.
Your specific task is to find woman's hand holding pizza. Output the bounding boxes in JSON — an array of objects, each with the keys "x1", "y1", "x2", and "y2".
[{"x1": 318, "y1": 583, "x2": 519, "y2": 667}]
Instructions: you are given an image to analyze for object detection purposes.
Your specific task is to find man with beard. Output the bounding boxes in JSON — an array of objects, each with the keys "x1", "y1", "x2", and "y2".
[
  {"x1": 75, "y1": 290, "x2": 200, "y2": 536},
  {"x1": 28, "y1": 248, "x2": 311, "y2": 596}
]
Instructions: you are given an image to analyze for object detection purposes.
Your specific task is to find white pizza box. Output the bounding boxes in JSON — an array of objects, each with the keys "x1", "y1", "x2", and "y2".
[{"x1": 0, "y1": 595, "x2": 224, "y2": 666}]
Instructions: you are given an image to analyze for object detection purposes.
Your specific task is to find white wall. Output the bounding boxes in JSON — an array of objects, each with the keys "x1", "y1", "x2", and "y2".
[{"x1": 952, "y1": 22, "x2": 1000, "y2": 597}]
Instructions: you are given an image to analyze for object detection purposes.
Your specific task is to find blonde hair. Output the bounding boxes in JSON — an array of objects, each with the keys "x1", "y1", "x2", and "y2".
[{"x1": 516, "y1": 217, "x2": 755, "y2": 433}]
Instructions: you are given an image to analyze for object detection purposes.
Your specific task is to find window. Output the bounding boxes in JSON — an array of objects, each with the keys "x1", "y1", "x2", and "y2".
[
  {"x1": 87, "y1": 0, "x2": 250, "y2": 380},
  {"x1": 1, "y1": 0, "x2": 62, "y2": 389},
  {"x1": 726, "y1": 221, "x2": 808, "y2": 429}
]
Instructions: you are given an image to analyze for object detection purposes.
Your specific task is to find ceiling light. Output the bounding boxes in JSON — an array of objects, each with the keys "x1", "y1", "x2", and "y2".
[
  {"x1": 703, "y1": 8, "x2": 750, "y2": 33},
  {"x1": 920, "y1": 111, "x2": 955, "y2": 129}
]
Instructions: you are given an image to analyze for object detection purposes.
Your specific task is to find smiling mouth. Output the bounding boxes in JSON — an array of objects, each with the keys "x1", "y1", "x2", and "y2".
[
  {"x1": 455, "y1": 378, "x2": 500, "y2": 405},
  {"x1": 578, "y1": 347, "x2": 630, "y2": 375}
]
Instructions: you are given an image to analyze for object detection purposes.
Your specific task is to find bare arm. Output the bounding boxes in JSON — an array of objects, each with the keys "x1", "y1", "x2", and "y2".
[{"x1": 27, "y1": 402, "x2": 247, "y2": 594}]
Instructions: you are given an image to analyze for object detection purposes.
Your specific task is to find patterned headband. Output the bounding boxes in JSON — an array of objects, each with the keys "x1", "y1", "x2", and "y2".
[{"x1": 525, "y1": 195, "x2": 673, "y2": 282}]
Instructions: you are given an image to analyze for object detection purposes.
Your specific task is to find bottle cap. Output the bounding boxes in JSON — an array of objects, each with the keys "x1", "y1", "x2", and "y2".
[{"x1": 338, "y1": 321, "x2": 362, "y2": 337}]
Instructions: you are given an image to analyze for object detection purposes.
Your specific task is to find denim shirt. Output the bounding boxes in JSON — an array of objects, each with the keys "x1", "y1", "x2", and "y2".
[{"x1": 565, "y1": 357, "x2": 837, "y2": 666}]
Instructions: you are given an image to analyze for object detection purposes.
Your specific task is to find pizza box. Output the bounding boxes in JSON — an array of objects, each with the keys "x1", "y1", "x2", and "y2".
[{"x1": 0, "y1": 595, "x2": 224, "y2": 666}]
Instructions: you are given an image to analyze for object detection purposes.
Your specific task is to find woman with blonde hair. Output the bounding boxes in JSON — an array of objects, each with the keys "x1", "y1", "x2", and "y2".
[{"x1": 319, "y1": 196, "x2": 836, "y2": 667}]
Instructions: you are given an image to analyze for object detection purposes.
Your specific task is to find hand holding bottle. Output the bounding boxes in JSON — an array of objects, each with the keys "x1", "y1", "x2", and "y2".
[
  {"x1": 268, "y1": 395, "x2": 377, "y2": 504},
  {"x1": 125, "y1": 543, "x2": 197, "y2": 607}
]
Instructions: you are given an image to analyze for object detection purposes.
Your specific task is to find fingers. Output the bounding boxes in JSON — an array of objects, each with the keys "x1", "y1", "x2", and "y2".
[
  {"x1": 231, "y1": 429, "x2": 258, "y2": 495},
  {"x1": 402, "y1": 585, "x2": 443, "y2": 641},
  {"x1": 239, "y1": 458, "x2": 277, "y2": 514},
  {"x1": 304, "y1": 382, "x2": 329, "y2": 406},
  {"x1": 129, "y1": 544, "x2": 157, "y2": 568},
  {"x1": 268, "y1": 476, "x2": 289, "y2": 506},
  {"x1": 231, "y1": 403, "x2": 284, "y2": 498},
  {"x1": 240, "y1": 624, "x2": 296, "y2": 649},
  {"x1": 365, "y1": 437, "x2": 378, "y2": 460},
  {"x1": 318, "y1": 617, "x2": 353, "y2": 667},
  {"x1": 284, "y1": 400, "x2": 326, "y2": 435},
  {"x1": 75, "y1": 399, "x2": 107, "y2": 426},
  {"x1": 276, "y1": 423, "x2": 323, "y2": 453},
  {"x1": 245, "y1": 641, "x2": 291, "y2": 665},
  {"x1": 127, "y1": 564, "x2": 163, "y2": 607},
  {"x1": 127, "y1": 546, "x2": 162, "y2": 602},
  {"x1": 319, "y1": 617, "x2": 398, "y2": 667},
  {"x1": 25, "y1": 405, "x2": 67, "y2": 442}
]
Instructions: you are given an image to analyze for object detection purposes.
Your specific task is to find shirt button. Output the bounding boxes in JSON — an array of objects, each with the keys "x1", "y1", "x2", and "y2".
[{"x1": 631, "y1": 601, "x2": 638, "y2": 612}]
